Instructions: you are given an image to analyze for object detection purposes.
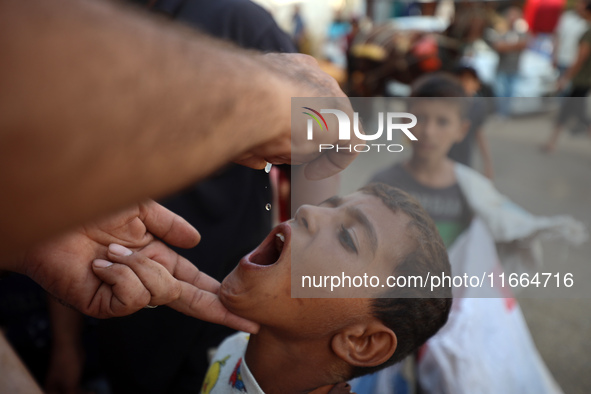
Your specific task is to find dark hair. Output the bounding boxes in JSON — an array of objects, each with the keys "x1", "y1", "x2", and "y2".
[
  {"x1": 409, "y1": 72, "x2": 469, "y2": 118},
  {"x1": 454, "y1": 65, "x2": 480, "y2": 82},
  {"x1": 411, "y1": 72, "x2": 467, "y2": 98},
  {"x1": 350, "y1": 183, "x2": 452, "y2": 379}
]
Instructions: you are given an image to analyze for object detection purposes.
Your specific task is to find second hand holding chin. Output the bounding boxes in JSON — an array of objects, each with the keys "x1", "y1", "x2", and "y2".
[
  {"x1": 100, "y1": 241, "x2": 260, "y2": 334},
  {"x1": 20, "y1": 200, "x2": 258, "y2": 334}
]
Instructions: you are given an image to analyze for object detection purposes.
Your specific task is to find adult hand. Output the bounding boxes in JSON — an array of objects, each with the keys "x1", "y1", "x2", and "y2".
[
  {"x1": 18, "y1": 200, "x2": 258, "y2": 333},
  {"x1": 235, "y1": 53, "x2": 362, "y2": 180},
  {"x1": 100, "y1": 241, "x2": 259, "y2": 332}
]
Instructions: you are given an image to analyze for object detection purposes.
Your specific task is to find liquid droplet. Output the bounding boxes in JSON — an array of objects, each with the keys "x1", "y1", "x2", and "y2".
[
  {"x1": 265, "y1": 203, "x2": 272, "y2": 211},
  {"x1": 264, "y1": 162, "x2": 272, "y2": 173}
]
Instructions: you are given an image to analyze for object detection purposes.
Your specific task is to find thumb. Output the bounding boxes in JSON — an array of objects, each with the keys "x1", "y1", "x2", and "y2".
[
  {"x1": 303, "y1": 148, "x2": 358, "y2": 180},
  {"x1": 234, "y1": 154, "x2": 268, "y2": 170}
]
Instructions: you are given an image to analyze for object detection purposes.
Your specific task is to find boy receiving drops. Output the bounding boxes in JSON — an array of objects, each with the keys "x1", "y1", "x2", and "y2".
[{"x1": 202, "y1": 183, "x2": 451, "y2": 394}]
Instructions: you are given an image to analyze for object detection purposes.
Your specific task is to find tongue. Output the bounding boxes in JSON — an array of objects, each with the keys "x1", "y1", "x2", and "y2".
[{"x1": 251, "y1": 237, "x2": 282, "y2": 266}]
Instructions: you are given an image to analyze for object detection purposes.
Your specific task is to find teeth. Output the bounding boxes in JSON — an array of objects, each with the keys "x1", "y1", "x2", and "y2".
[{"x1": 276, "y1": 233, "x2": 285, "y2": 243}]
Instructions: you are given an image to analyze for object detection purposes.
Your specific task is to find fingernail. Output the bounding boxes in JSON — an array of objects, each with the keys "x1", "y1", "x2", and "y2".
[
  {"x1": 93, "y1": 259, "x2": 113, "y2": 268},
  {"x1": 109, "y1": 243, "x2": 133, "y2": 257}
]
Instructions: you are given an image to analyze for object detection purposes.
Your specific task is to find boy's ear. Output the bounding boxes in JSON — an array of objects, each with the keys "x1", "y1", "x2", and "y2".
[{"x1": 331, "y1": 320, "x2": 397, "y2": 368}]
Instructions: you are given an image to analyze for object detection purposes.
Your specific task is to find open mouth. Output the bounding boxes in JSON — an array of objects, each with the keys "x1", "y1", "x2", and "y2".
[{"x1": 244, "y1": 222, "x2": 290, "y2": 268}]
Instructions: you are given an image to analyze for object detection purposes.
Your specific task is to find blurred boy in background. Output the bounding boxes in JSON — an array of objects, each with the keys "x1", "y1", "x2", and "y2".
[
  {"x1": 450, "y1": 65, "x2": 494, "y2": 180},
  {"x1": 365, "y1": 73, "x2": 584, "y2": 394}
]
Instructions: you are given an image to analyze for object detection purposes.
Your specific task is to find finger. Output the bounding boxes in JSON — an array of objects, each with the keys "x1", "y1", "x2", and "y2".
[
  {"x1": 167, "y1": 281, "x2": 259, "y2": 334},
  {"x1": 303, "y1": 148, "x2": 359, "y2": 180},
  {"x1": 234, "y1": 155, "x2": 268, "y2": 170},
  {"x1": 251, "y1": 138, "x2": 293, "y2": 163},
  {"x1": 107, "y1": 244, "x2": 182, "y2": 305},
  {"x1": 90, "y1": 259, "x2": 151, "y2": 317},
  {"x1": 139, "y1": 200, "x2": 201, "y2": 248},
  {"x1": 119, "y1": 242, "x2": 253, "y2": 331},
  {"x1": 139, "y1": 242, "x2": 221, "y2": 294},
  {"x1": 235, "y1": 158, "x2": 267, "y2": 170}
]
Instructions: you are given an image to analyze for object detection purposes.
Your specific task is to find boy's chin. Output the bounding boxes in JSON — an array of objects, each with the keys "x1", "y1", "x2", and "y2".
[
  {"x1": 219, "y1": 271, "x2": 241, "y2": 306},
  {"x1": 219, "y1": 270, "x2": 257, "y2": 318}
]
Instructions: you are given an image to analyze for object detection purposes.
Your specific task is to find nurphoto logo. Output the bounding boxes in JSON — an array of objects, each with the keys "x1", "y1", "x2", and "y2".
[{"x1": 302, "y1": 107, "x2": 418, "y2": 153}]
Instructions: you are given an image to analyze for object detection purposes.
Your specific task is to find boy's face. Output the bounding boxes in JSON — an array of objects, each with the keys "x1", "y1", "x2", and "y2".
[
  {"x1": 409, "y1": 100, "x2": 468, "y2": 162},
  {"x1": 459, "y1": 74, "x2": 480, "y2": 96},
  {"x1": 219, "y1": 192, "x2": 412, "y2": 338}
]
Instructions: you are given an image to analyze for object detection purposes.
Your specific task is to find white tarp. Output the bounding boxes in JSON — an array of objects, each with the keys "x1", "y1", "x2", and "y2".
[{"x1": 417, "y1": 218, "x2": 563, "y2": 394}]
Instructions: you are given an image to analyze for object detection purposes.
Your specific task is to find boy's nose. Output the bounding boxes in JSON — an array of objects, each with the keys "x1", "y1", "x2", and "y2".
[
  {"x1": 423, "y1": 119, "x2": 438, "y2": 139},
  {"x1": 294, "y1": 204, "x2": 323, "y2": 234}
]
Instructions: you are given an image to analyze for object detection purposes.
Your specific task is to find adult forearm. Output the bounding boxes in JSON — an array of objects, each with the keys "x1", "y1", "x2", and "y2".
[{"x1": 0, "y1": 0, "x2": 289, "y2": 255}]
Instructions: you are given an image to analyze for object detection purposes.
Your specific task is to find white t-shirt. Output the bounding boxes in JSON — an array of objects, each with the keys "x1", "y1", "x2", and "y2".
[
  {"x1": 555, "y1": 10, "x2": 589, "y2": 67},
  {"x1": 201, "y1": 332, "x2": 264, "y2": 394}
]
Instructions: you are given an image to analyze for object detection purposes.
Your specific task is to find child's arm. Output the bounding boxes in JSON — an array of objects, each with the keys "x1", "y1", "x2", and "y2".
[{"x1": 476, "y1": 129, "x2": 494, "y2": 180}]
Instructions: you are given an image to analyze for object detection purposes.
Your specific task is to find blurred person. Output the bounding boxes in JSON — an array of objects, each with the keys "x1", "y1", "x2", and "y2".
[
  {"x1": 543, "y1": 0, "x2": 591, "y2": 153},
  {"x1": 371, "y1": 75, "x2": 472, "y2": 247},
  {"x1": 345, "y1": 17, "x2": 361, "y2": 83},
  {"x1": 449, "y1": 65, "x2": 494, "y2": 179},
  {"x1": 447, "y1": 7, "x2": 488, "y2": 47},
  {"x1": 364, "y1": 73, "x2": 583, "y2": 393},
  {"x1": 488, "y1": 6, "x2": 529, "y2": 117},
  {"x1": 448, "y1": 7, "x2": 494, "y2": 82},
  {"x1": 291, "y1": 4, "x2": 308, "y2": 53},
  {"x1": 324, "y1": 10, "x2": 351, "y2": 69},
  {"x1": 553, "y1": 2, "x2": 588, "y2": 79}
]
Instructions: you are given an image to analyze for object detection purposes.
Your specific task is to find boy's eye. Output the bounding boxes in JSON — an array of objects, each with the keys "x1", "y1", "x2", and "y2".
[
  {"x1": 339, "y1": 225, "x2": 358, "y2": 254},
  {"x1": 437, "y1": 117, "x2": 450, "y2": 127}
]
